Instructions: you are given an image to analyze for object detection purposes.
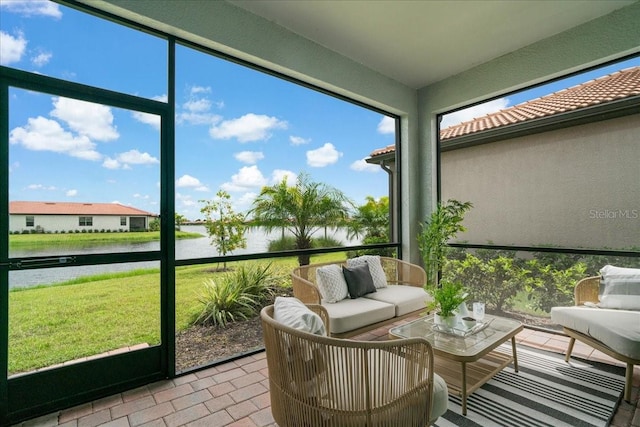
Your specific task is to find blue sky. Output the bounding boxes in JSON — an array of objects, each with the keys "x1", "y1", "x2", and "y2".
[{"x1": 2, "y1": 1, "x2": 638, "y2": 221}]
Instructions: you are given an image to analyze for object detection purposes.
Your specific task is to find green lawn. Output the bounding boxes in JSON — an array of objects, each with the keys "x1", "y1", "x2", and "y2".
[{"x1": 8, "y1": 252, "x2": 345, "y2": 374}]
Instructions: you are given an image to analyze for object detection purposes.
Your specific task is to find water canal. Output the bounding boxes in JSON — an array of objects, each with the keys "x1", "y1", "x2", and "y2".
[{"x1": 9, "y1": 226, "x2": 361, "y2": 288}]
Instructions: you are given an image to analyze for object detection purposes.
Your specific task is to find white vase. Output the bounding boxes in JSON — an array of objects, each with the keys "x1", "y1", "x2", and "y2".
[{"x1": 434, "y1": 312, "x2": 458, "y2": 329}]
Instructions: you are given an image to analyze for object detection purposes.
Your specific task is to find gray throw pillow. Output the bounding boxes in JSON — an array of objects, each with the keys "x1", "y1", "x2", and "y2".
[{"x1": 342, "y1": 263, "x2": 376, "y2": 299}]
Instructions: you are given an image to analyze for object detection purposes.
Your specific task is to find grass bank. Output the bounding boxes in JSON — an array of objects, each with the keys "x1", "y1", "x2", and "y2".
[
  {"x1": 9, "y1": 230, "x2": 203, "y2": 249},
  {"x1": 8, "y1": 252, "x2": 344, "y2": 374}
]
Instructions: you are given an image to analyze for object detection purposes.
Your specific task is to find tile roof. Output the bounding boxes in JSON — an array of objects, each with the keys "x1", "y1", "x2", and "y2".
[
  {"x1": 370, "y1": 65, "x2": 640, "y2": 157},
  {"x1": 9, "y1": 201, "x2": 157, "y2": 216}
]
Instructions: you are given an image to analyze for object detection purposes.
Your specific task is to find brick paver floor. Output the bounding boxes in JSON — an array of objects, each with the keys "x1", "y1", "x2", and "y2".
[{"x1": 12, "y1": 323, "x2": 640, "y2": 427}]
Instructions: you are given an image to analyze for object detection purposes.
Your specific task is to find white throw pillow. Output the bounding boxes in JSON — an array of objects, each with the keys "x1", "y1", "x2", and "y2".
[
  {"x1": 347, "y1": 255, "x2": 388, "y2": 289},
  {"x1": 273, "y1": 297, "x2": 326, "y2": 335},
  {"x1": 599, "y1": 265, "x2": 640, "y2": 310},
  {"x1": 316, "y1": 264, "x2": 349, "y2": 303}
]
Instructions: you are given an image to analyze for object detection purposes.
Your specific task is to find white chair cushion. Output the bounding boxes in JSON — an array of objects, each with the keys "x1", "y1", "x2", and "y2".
[
  {"x1": 274, "y1": 297, "x2": 326, "y2": 336},
  {"x1": 347, "y1": 255, "x2": 388, "y2": 289},
  {"x1": 316, "y1": 264, "x2": 349, "y2": 303},
  {"x1": 550, "y1": 306, "x2": 640, "y2": 360}
]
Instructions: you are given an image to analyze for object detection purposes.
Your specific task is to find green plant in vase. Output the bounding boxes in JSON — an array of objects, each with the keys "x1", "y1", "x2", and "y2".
[{"x1": 425, "y1": 280, "x2": 469, "y2": 328}]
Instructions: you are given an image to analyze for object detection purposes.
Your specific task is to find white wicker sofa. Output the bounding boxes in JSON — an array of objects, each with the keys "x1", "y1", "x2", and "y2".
[
  {"x1": 550, "y1": 266, "x2": 640, "y2": 402},
  {"x1": 292, "y1": 256, "x2": 431, "y2": 338}
]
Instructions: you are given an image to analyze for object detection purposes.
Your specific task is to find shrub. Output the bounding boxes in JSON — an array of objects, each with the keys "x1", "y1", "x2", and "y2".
[
  {"x1": 193, "y1": 263, "x2": 276, "y2": 327},
  {"x1": 524, "y1": 261, "x2": 587, "y2": 312},
  {"x1": 312, "y1": 236, "x2": 343, "y2": 248},
  {"x1": 443, "y1": 254, "x2": 526, "y2": 312},
  {"x1": 267, "y1": 236, "x2": 296, "y2": 252},
  {"x1": 268, "y1": 236, "x2": 343, "y2": 252}
]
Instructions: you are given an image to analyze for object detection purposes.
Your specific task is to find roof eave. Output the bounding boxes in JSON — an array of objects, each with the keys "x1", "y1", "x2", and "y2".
[{"x1": 441, "y1": 95, "x2": 640, "y2": 151}]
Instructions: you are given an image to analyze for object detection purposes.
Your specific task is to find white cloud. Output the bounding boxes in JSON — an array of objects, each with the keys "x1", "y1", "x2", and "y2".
[
  {"x1": 51, "y1": 97, "x2": 119, "y2": 141},
  {"x1": 221, "y1": 165, "x2": 267, "y2": 192},
  {"x1": 102, "y1": 157, "x2": 121, "y2": 169},
  {"x1": 0, "y1": 31, "x2": 27, "y2": 65},
  {"x1": 377, "y1": 116, "x2": 395, "y2": 134},
  {"x1": 271, "y1": 169, "x2": 296, "y2": 185},
  {"x1": 176, "y1": 87, "x2": 222, "y2": 126},
  {"x1": 440, "y1": 98, "x2": 510, "y2": 129},
  {"x1": 0, "y1": 0, "x2": 62, "y2": 18},
  {"x1": 306, "y1": 143, "x2": 342, "y2": 167},
  {"x1": 176, "y1": 174, "x2": 203, "y2": 188},
  {"x1": 209, "y1": 113, "x2": 287, "y2": 142},
  {"x1": 350, "y1": 159, "x2": 381, "y2": 172},
  {"x1": 235, "y1": 191, "x2": 257, "y2": 211},
  {"x1": 27, "y1": 184, "x2": 56, "y2": 191},
  {"x1": 132, "y1": 111, "x2": 161, "y2": 130},
  {"x1": 176, "y1": 192, "x2": 196, "y2": 208},
  {"x1": 183, "y1": 98, "x2": 211, "y2": 113},
  {"x1": 290, "y1": 135, "x2": 310, "y2": 145},
  {"x1": 191, "y1": 86, "x2": 211, "y2": 95},
  {"x1": 235, "y1": 151, "x2": 264, "y2": 164},
  {"x1": 10, "y1": 116, "x2": 102, "y2": 160},
  {"x1": 66, "y1": 189, "x2": 78, "y2": 197},
  {"x1": 116, "y1": 149, "x2": 159, "y2": 165},
  {"x1": 31, "y1": 51, "x2": 52, "y2": 67}
]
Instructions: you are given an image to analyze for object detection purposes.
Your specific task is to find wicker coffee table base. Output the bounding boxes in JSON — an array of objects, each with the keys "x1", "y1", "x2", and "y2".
[{"x1": 433, "y1": 336, "x2": 519, "y2": 415}]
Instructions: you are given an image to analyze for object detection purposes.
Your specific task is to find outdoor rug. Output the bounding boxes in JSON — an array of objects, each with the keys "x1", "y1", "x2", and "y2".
[{"x1": 433, "y1": 344, "x2": 625, "y2": 427}]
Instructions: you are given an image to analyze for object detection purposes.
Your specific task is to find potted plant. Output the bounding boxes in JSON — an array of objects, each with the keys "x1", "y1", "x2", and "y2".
[
  {"x1": 417, "y1": 199, "x2": 473, "y2": 287},
  {"x1": 425, "y1": 280, "x2": 469, "y2": 328}
]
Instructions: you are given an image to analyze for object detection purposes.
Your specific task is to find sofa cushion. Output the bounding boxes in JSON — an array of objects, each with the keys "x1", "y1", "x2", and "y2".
[
  {"x1": 274, "y1": 297, "x2": 326, "y2": 336},
  {"x1": 316, "y1": 264, "x2": 349, "y2": 303},
  {"x1": 363, "y1": 285, "x2": 431, "y2": 317},
  {"x1": 599, "y1": 265, "x2": 640, "y2": 310},
  {"x1": 347, "y1": 255, "x2": 388, "y2": 289},
  {"x1": 342, "y1": 264, "x2": 376, "y2": 299},
  {"x1": 321, "y1": 298, "x2": 395, "y2": 334},
  {"x1": 550, "y1": 306, "x2": 640, "y2": 360}
]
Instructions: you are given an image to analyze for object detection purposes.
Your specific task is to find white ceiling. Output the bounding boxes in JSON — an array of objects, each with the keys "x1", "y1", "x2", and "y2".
[{"x1": 228, "y1": 0, "x2": 635, "y2": 89}]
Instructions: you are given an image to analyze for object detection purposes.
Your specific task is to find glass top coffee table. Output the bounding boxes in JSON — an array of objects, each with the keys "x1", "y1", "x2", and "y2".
[{"x1": 389, "y1": 314, "x2": 523, "y2": 415}]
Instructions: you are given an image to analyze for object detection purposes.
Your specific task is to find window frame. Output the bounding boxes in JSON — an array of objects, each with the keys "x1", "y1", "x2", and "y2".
[{"x1": 78, "y1": 216, "x2": 93, "y2": 227}]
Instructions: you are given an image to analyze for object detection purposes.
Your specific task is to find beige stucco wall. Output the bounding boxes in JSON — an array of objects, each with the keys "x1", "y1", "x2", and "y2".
[{"x1": 441, "y1": 114, "x2": 640, "y2": 249}]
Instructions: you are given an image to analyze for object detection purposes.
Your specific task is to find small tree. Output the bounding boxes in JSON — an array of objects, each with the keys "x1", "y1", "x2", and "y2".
[
  {"x1": 175, "y1": 213, "x2": 186, "y2": 231},
  {"x1": 148, "y1": 218, "x2": 160, "y2": 232},
  {"x1": 200, "y1": 190, "x2": 247, "y2": 269}
]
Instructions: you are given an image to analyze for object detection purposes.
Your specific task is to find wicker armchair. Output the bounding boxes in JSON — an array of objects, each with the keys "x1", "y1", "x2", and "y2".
[
  {"x1": 261, "y1": 304, "x2": 447, "y2": 426},
  {"x1": 559, "y1": 276, "x2": 639, "y2": 402},
  {"x1": 572, "y1": 276, "x2": 600, "y2": 306}
]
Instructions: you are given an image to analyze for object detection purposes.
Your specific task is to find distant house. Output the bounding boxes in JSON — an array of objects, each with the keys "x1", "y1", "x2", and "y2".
[
  {"x1": 367, "y1": 66, "x2": 640, "y2": 250},
  {"x1": 9, "y1": 201, "x2": 158, "y2": 233}
]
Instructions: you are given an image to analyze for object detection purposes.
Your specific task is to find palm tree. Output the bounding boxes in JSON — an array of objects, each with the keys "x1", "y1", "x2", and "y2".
[
  {"x1": 346, "y1": 196, "x2": 392, "y2": 256},
  {"x1": 248, "y1": 173, "x2": 353, "y2": 265}
]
